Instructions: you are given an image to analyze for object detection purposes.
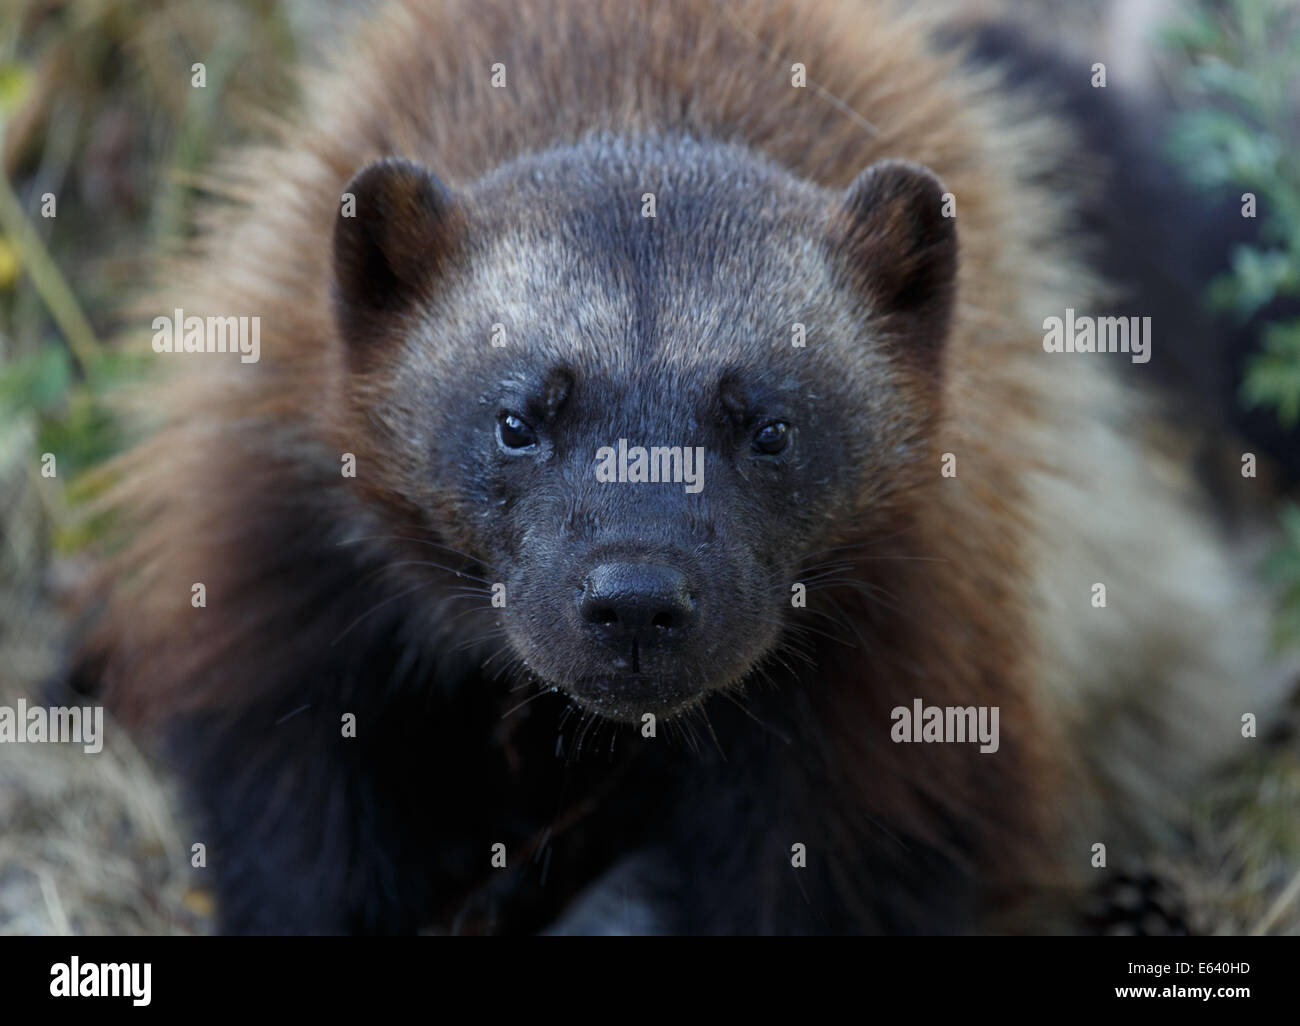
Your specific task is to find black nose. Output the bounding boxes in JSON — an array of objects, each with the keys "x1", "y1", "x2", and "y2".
[{"x1": 579, "y1": 563, "x2": 696, "y2": 642}]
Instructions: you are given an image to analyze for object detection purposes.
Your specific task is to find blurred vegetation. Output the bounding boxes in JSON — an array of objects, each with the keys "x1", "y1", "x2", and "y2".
[
  {"x1": 0, "y1": 0, "x2": 301, "y2": 561},
  {"x1": 1162, "y1": 0, "x2": 1300, "y2": 647},
  {"x1": 0, "y1": 4, "x2": 318, "y2": 933}
]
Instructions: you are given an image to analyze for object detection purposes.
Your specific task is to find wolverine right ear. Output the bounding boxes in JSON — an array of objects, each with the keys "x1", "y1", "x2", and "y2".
[
  {"x1": 831, "y1": 159, "x2": 958, "y2": 366},
  {"x1": 332, "y1": 157, "x2": 462, "y2": 353}
]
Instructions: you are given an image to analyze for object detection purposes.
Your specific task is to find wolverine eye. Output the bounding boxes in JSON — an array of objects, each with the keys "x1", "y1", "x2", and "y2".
[
  {"x1": 497, "y1": 412, "x2": 537, "y2": 450},
  {"x1": 753, "y1": 421, "x2": 790, "y2": 455}
]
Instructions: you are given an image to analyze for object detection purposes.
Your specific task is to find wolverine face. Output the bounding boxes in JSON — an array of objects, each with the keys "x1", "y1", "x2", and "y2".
[{"x1": 332, "y1": 135, "x2": 956, "y2": 721}]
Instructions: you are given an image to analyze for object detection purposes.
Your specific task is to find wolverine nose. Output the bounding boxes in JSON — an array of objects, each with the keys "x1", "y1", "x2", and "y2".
[{"x1": 579, "y1": 563, "x2": 696, "y2": 642}]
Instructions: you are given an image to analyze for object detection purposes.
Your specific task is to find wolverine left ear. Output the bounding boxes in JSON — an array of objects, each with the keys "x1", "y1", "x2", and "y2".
[
  {"x1": 832, "y1": 159, "x2": 958, "y2": 358},
  {"x1": 332, "y1": 157, "x2": 464, "y2": 363}
]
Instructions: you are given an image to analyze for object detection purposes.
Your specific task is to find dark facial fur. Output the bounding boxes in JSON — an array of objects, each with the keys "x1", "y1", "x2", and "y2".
[{"x1": 333, "y1": 132, "x2": 956, "y2": 723}]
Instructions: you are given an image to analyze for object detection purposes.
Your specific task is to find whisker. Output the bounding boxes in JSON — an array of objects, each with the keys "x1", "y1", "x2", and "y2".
[
  {"x1": 500, "y1": 684, "x2": 557, "y2": 720},
  {"x1": 718, "y1": 689, "x2": 793, "y2": 744},
  {"x1": 381, "y1": 560, "x2": 497, "y2": 587},
  {"x1": 330, "y1": 579, "x2": 438, "y2": 646},
  {"x1": 337, "y1": 532, "x2": 502, "y2": 574}
]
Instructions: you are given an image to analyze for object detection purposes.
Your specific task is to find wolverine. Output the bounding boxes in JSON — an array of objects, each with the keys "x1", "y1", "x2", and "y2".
[{"x1": 73, "y1": 0, "x2": 1293, "y2": 933}]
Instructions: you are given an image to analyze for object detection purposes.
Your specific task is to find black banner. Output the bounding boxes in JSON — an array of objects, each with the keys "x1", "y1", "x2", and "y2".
[{"x1": 0, "y1": 937, "x2": 1287, "y2": 1014}]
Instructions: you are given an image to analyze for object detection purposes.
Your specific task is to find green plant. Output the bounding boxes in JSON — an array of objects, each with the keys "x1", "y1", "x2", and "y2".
[
  {"x1": 0, "y1": 0, "x2": 297, "y2": 554},
  {"x1": 1164, "y1": 0, "x2": 1300, "y2": 648}
]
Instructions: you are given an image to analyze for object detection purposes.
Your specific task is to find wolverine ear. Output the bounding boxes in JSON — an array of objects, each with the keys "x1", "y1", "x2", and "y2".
[
  {"x1": 833, "y1": 159, "x2": 958, "y2": 360},
  {"x1": 332, "y1": 157, "x2": 462, "y2": 353}
]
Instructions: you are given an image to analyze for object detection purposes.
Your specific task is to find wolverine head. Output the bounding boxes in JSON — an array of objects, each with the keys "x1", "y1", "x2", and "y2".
[{"x1": 331, "y1": 133, "x2": 957, "y2": 721}]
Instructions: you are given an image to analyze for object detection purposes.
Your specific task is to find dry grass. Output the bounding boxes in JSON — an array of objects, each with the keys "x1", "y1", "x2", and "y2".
[
  {"x1": 0, "y1": 703, "x2": 209, "y2": 936},
  {"x1": 0, "y1": 421, "x2": 203, "y2": 934},
  {"x1": 1176, "y1": 712, "x2": 1300, "y2": 935}
]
